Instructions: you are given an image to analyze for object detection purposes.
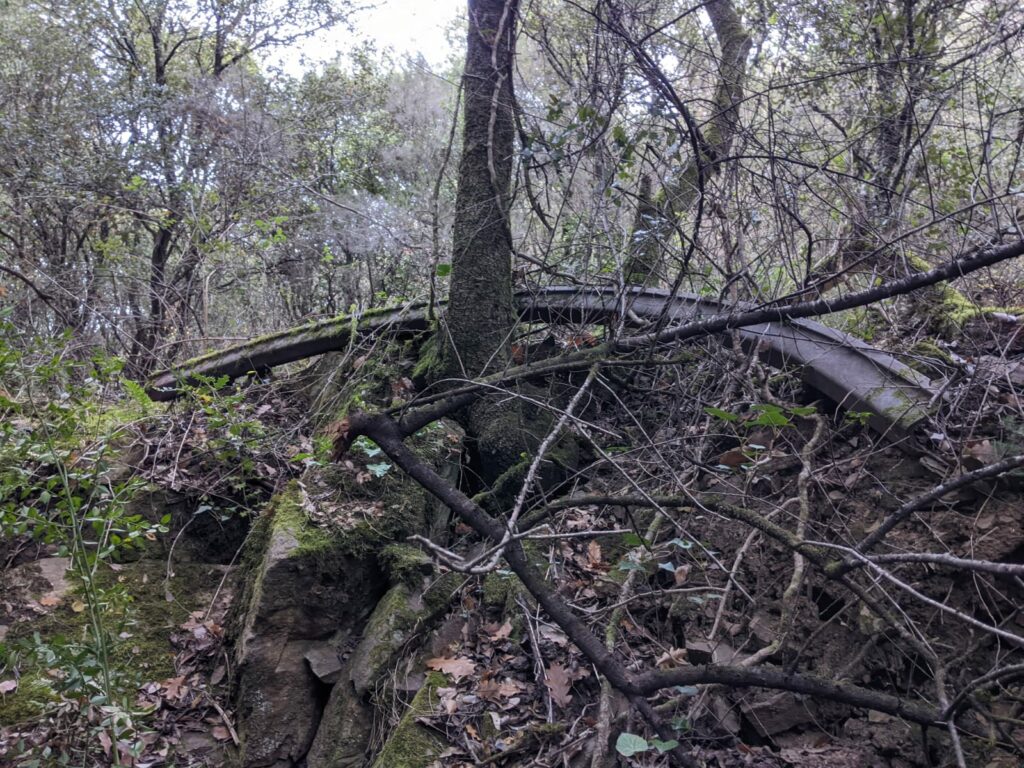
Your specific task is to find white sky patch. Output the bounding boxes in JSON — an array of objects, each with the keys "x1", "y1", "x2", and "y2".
[{"x1": 265, "y1": 0, "x2": 464, "y2": 74}]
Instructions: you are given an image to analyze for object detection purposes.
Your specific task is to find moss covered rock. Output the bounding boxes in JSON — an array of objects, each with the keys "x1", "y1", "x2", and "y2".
[
  {"x1": 348, "y1": 571, "x2": 462, "y2": 696},
  {"x1": 0, "y1": 673, "x2": 59, "y2": 727},
  {"x1": 369, "y1": 671, "x2": 450, "y2": 768},
  {"x1": 232, "y1": 484, "x2": 388, "y2": 768},
  {"x1": 232, "y1": 418, "x2": 464, "y2": 768}
]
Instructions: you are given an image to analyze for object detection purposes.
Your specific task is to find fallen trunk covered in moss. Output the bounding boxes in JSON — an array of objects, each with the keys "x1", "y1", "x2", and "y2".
[{"x1": 145, "y1": 302, "x2": 433, "y2": 399}]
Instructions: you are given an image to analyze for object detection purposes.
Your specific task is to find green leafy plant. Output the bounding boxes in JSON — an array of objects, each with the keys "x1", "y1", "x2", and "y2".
[
  {"x1": 615, "y1": 732, "x2": 679, "y2": 756},
  {"x1": 0, "y1": 315, "x2": 168, "y2": 764}
]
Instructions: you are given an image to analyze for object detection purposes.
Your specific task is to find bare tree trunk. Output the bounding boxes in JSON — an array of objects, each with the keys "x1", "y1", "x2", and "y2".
[
  {"x1": 442, "y1": 0, "x2": 519, "y2": 380},
  {"x1": 624, "y1": 0, "x2": 751, "y2": 284}
]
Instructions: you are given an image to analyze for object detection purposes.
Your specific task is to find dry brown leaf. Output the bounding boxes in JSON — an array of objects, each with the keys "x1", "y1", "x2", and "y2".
[
  {"x1": 211, "y1": 725, "x2": 231, "y2": 741},
  {"x1": 544, "y1": 662, "x2": 572, "y2": 708},
  {"x1": 426, "y1": 656, "x2": 476, "y2": 682},
  {"x1": 161, "y1": 675, "x2": 187, "y2": 700},
  {"x1": 674, "y1": 565, "x2": 691, "y2": 586},
  {"x1": 39, "y1": 595, "x2": 61, "y2": 607},
  {"x1": 437, "y1": 686, "x2": 459, "y2": 714},
  {"x1": 477, "y1": 679, "x2": 502, "y2": 701},
  {"x1": 717, "y1": 447, "x2": 748, "y2": 468},
  {"x1": 478, "y1": 677, "x2": 523, "y2": 702},
  {"x1": 498, "y1": 678, "x2": 524, "y2": 698},
  {"x1": 487, "y1": 621, "x2": 512, "y2": 641},
  {"x1": 587, "y1": 540, "x2": 602, "y2": 567},
  {"x1": 539, "y1": 625, "x2": 569, "y2": 646},
  {"x1": 963, "y1": 439, "x2": 997, "y2": 469}
]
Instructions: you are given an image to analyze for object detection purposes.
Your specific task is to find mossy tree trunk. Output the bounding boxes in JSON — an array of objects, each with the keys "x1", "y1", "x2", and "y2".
[{"x1": 442, "y1": 0, "x2": 519, "y2": 380}]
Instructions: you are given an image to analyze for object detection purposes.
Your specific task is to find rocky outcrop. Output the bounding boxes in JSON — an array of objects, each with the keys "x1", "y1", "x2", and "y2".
[{"x1": 231, "y1": 421, "x2": 464, "y2": 768}]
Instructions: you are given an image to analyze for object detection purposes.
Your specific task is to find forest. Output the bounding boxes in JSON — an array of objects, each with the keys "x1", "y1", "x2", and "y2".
[{"x1": 1, "y1": 0, "x2": 1024, "y2": 766}]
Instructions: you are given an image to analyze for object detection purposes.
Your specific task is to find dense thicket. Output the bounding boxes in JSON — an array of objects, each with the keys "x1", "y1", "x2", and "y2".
[{"x1": 3, "y1": 1, "x2": 1024, "y2": 766}]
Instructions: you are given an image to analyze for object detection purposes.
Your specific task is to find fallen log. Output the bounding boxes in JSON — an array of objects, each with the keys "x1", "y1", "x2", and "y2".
[
  {"x1": 145, "y1": 303, "x2": 432, "y2": 399},
  {"x1": 146, "y1": 285, "x2": 937, "y2": 438}
]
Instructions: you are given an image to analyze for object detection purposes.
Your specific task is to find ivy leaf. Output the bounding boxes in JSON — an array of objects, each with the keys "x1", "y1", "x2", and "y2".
[
  {"x1": 366, "y1": 462, "x2": 392, "y2": 478},
  {"x1": 788, "y1": 405, "x2": 818, "y2": 417},
  {"x1": 652, "y1": 738, "x2": 679, "y2": 753},
  {"x1": 436, "y1": 263, "x2": 452, "y2": 277},
  {"x1": 748, "y1": 404, "x2": 792, "y2": 428},
  {"x1": 704, "y1": 406, "x2": 739, "y2": 422},
  {"x1": 615, "y1": 732, "x2": 650, "y2": 756}
]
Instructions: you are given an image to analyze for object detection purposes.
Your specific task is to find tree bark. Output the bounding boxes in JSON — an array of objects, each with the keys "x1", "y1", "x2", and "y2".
[
  {"x1": 623, "y1": 0, "x2": 751, "y2": 284},
  {"x1": 442, "y1": 0, "x2": 519, "y2": 380}
]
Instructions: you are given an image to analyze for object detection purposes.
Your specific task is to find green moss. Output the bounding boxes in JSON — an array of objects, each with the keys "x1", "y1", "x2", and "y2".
[
  {"x1": 155, "y1": 299, "x2": 431, "y2": 394},
  {"x1": 863, "y1": 384, "x2": 930, "y2": 431},
  {"x1": 381, "y1": 544, "x2": 433, "y2": 586},
  {"x1": 482, "y1": 570, "x2": 521, "y2": 609},
  {"x1": 3, "y1": 560, "x2": 225, "y2": 728},
  {"x1": 910, "y1": 340, "x2": 953, "y2": 364},
  {"x1": 422, "y1": 571, "x2": 463, "y2": 615},
  {"x1": 267, "y1": 483, "x2": 338, "y2": 559},
  {"x1": 907, "y1": 253, "x2": 1024, "y2": 331},
  {"x1": 351, "y1": 571, "x2": 463, "y2": 694},
  {"x1": 370, "y1": 671, "x2": 449, "y2": 768},
  {"x1": 357, "y1": 585, "x2": 419, "y2": 680},
  {"x1": 411, "y1": 332, "x2": 441, "y2": 383},
  {"x1": 907, "y1": 340, "x2": 955, "y2": 375},
  {"x1": 0, "y1": 673, "x2": 59, "y2": 726},
  {"x1": 262, "y1": 476, "x2": 426, "y2": 564}
]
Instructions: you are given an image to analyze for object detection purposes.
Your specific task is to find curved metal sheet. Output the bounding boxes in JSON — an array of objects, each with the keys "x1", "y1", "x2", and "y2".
[
  {"x1": 147, "y1": 285, "x2": 937, "y2": 438},
  {"x1": 518, "y1": 286, "x2": 936, "y2": 438}
]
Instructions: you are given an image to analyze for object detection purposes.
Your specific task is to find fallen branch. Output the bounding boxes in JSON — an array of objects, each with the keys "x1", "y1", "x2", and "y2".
[{"x1": 342, "y1": 408, "x2": 946, "y2": 757}]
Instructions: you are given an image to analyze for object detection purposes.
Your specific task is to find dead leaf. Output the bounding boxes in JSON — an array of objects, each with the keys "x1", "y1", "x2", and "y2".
[
  {"x1": 212, "y1": 725, "x2": 231, "y2": 741},
  {"x1": 674, "y1": 565, "x2": 691, "y2": 586},
  {"x1": 160, "y1": 675, "x2": 187, "y2": 701},
  {"x1": 655, "y1": 648, "x2": 688, "y2": 668},
  {"x1": 587, "y1": 540, "x2": 602, "y2": 567},
  {"x1": 210, "y1": 665, "x2": 226, "y2": 685},
  {"x1": 539, "y1": 625, "x2": 569, "y2": 646},
  {"x1": 426, "y1": 656, "x2": 477, "y2": 682},
  {"x1": 486, "y1": 621, "x2": 512, "y2": 641},
  {"x1": 717, "y1": 447, "x2": 748, "y2": 468},
  {"x1": 324, "y1": 417, "x2": 352, "y2": 459},
  {"x1": 963, "y1": 439, "x2": 997, "y2": 468},
  {"x1": 437, "y1": 686, "x2": 459, "y2": 714},
  {"x1": 39, "y1": 595, "x2": 61, "y2": 607},
  {"x1": 0, "y1": 679, "x2": 17, "y2": 694},
  {"x1": 544, "y1": 662, "x2": 572, "y2": 708},
  {"x1": 478, "y1": 676, "x2": 523, "y2": 702}
]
